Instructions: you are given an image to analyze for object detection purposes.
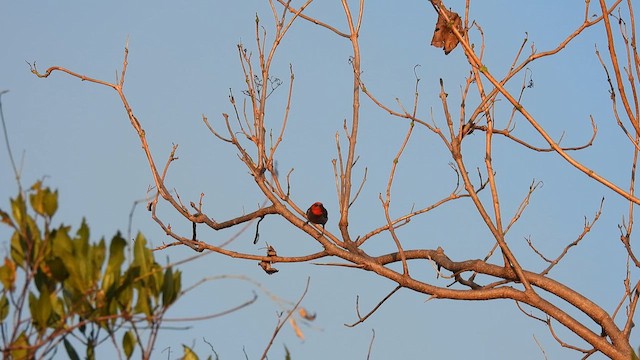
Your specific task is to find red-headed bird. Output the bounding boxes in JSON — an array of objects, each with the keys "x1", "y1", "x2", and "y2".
[{"x1": 306, "y1": 202, "x2": 328, "y2": 231}]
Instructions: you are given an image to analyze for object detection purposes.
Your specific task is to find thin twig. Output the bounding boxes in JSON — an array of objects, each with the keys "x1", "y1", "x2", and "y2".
[
  {"x1": 0, "y1": 90, "x2": 21, "y2": 191},
  {"x1": 345, "y1": 286, "x2": 401, "y2": 327},
  {"x1": 366, "y1": 329, "x2": 376, "y2": 360},
  {"x1": 260, "y1": 277, "x2": 310, "y2": 360}
]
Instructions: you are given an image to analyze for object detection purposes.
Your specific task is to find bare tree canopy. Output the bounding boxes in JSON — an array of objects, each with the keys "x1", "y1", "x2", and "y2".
[{"x1": 2, "y1": 0, "x2": 640, "y2": 358}]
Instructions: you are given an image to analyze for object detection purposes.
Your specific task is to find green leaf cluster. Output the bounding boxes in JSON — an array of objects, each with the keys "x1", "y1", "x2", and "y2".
[{"x1": 0, "y1": 182, "x2": 182, "y2": 359}]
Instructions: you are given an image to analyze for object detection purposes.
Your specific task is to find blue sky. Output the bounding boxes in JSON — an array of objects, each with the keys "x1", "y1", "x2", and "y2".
[{"x1": 1, "y1": 1, "x2": 637, "y2": 359}]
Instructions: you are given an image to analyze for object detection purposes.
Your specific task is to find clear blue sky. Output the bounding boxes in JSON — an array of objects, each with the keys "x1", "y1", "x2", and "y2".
[{"x1": 1, "y1": 1, "x2": 636, "y2": 359}]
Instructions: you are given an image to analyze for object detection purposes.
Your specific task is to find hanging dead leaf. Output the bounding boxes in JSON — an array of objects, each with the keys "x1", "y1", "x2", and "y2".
[
  {"x1": 299, "y1": 307, "x2": 316, "y2": 321},
  {"x1": 289, "y1": 317, "x2": 304, "y2": 340},
  {"x1": 259, "y1": 260, "x2": 279, "y2": 275},
  {"x1": 430, "y1": 7, "x2": 463, "y2": 55}
]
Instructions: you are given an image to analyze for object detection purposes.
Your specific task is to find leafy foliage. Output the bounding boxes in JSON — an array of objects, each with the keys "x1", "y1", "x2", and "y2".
[{"x1": 0, "y1": 182, "x2": 182, "y2": 359}]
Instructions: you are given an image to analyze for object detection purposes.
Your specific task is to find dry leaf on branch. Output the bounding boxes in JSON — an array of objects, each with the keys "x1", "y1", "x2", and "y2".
[
  {"x1": 289, "y1": 317, "x2": 304, "y2": 340},
  {"x1": 298, "y1": 307, "x2": 317, "y2": 321},
  {"x1": 430, "y1": 7, "x2": 463, "y2": 55}
]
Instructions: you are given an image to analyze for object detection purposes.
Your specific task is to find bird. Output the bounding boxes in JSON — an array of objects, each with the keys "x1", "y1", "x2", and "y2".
[{"x1": 306, "y1": 202, "x2": 328, "y2": 230}]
